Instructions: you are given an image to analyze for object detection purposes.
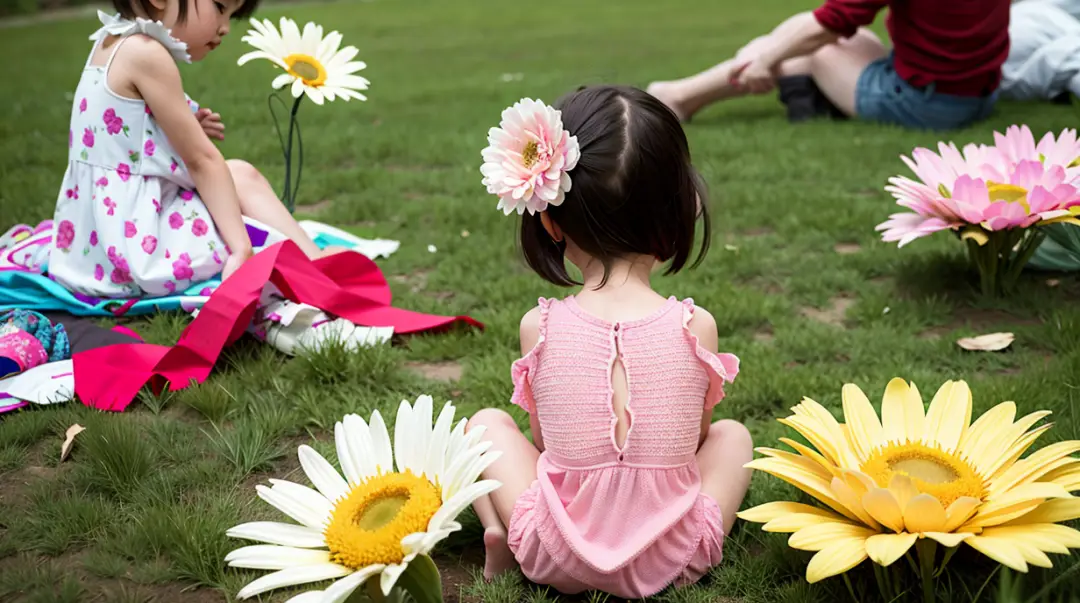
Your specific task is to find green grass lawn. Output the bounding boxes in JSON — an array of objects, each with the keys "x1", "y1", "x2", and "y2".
[{"x1": 2, "y1": 0, "x2": 1080, "y2": 601}]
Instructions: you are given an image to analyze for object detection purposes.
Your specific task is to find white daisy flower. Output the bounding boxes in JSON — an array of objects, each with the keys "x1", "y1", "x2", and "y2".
[
  {"x1": 225, "y1": 395, "x2": 501, "y2": 602},
  {"x1": 237, "y1": 17, "x2": 370, "y2": 105}
]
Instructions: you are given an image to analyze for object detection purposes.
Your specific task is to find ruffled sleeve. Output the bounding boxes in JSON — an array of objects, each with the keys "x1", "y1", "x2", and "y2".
[
  {"x1": 90, "y1": 11, "x2": 191, "y2": 63},
  {"x1": 682, "y1": 299, "x2": 740, "y2": 410},
  {"x1": 510, "y1": 298, "x2": 550, "y2": 414}
]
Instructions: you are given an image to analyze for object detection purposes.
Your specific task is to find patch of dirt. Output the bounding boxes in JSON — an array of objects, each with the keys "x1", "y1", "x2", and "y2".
[
  {"x1": 294, "y1": 199, "x2": 333, "y2": 215},
  {"x1": 740, "y1": 227, "x2": 774, "y2": 238},
  {"x1": 918, "y1": 308, "x2": 1042, "y2": 341},
  {"x1": 0, "y1": 462, "x2": 60, "y2": 512},
  {"x1": 405, "y1": 361, "x2": 463, "y2": 382},
  {"x1": 833, "y1": 242, "x2": 862, "y2": 255},
  {"x1": 135, "y1": 582, "x2": 225, "y2": 603},
  {"x1": 392, "y1": 270, "x2": 431, "y2": 294},
  {"x1": 753, "y1": 326, "x2": 775, "y2": 344},
  {"x1": 799, "y1": 296, "x2": 855, "y2": 328}
]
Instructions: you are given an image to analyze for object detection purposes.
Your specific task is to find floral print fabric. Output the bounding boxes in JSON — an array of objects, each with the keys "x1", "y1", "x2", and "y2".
[{"x1": 51, "y1": 32, "x2": 227, "y2": 298}]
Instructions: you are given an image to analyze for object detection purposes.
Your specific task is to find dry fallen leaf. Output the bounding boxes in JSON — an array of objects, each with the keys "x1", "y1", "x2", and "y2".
[
  {"x1": 1047, "y1": 279, "x2": 1060, "y2": 288},
  {"x1": 60, "y1": 424, "x2": 85, "y2": 462},
  {"x1": 460, "y1": 230, "x2": 470, "y2": 238},
  {"x1": 724, "y1": 244, "x2": 738, "y2": 252},
  {"x1": 956, "y1": 332, "x2": 1014, "y2": 352}
]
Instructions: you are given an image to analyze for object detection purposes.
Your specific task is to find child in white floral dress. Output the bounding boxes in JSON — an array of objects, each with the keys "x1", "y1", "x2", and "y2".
[{"x1": 52, "y1": 0, "x2": 340, "y2": 298}]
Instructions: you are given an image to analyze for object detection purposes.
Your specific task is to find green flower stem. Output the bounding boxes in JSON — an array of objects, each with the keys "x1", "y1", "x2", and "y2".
[
  {"x1": 916, "y1": 538, "x2": 938, "y2": 603},
  {"x1": 396, "y1": 555, "x2": 443, "y2": 603}
]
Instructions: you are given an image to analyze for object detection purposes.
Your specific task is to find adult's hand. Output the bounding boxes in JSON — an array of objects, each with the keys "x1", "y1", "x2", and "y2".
[{"x1": 735, "y1": 58, "x2": 778, "y2": 94}]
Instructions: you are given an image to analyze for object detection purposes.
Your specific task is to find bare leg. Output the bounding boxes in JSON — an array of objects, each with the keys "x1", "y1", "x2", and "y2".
[
  {"x1": 808, "y1": 28, "x2": 888, "y2": 116},
  {"x1": 226, "y1": 159, "x2": 344, "y2": 259},
  {"x1": 467, "y1": 408, "x2": 541, "y2": 580},
  {"x1": 647, "y1": 33, "x2": 797, "y2": 121},
  {"x1": 697, "y1": 419, "x2": 754, "y2": 531}
]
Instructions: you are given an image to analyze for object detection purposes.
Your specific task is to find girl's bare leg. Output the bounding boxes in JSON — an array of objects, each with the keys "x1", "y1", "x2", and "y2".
[
  {"x1": 697, "y1": 419, "x2": 755, "y2": 531},
  {"x1": 467, "y1": 408, "x2": 541, "y2": 580},
  {"x1": 226, "y1": 159, "x2": 345, "y2": 259}
]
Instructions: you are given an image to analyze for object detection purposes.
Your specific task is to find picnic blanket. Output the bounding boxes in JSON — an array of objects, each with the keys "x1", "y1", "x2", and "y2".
[{"x1": 0, "y1": 218, "x2": 400, "y2": 316}]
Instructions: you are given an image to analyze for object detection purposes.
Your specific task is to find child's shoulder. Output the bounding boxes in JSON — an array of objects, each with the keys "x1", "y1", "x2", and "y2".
[
  {"x1": 110, "y1": 33, "x2": 182, "y2": 73},
  {"x1": 683, "y1": 300, "x2": 718, "y2": 352}
]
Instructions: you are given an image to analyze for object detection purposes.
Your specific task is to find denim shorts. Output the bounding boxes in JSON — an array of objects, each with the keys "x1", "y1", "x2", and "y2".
[{"x1": 855, "y1": 54, "x2": 998, "y2": 131}]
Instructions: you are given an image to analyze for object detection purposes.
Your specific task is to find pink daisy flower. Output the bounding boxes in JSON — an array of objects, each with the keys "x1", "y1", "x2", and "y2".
[{"x1": 480, "y1": 98, "x2": 581, "y2": 215}]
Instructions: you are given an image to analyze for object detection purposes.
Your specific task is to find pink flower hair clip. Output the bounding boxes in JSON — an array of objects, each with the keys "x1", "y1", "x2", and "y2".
[{"x1": 480, "y1": 98, "x2": 581, "y2": 215}]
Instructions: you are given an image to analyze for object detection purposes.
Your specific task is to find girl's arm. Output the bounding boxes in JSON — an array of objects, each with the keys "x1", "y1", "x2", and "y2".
[
  {"x1": 689, "y1": 306, "x2": 720, "y2": 448},
  {"x1": 520, "y1": 308, "x2": 546, "y2": 452},
  {"x1": 120, "y1": 37, "x2": 251, "y2": 260}
]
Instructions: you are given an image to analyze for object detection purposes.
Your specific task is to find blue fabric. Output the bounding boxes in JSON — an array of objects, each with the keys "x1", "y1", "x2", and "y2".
[
  {"x1": 0, "y1": 270, "x2": 215, "y2": 316},
  {"x1": 0, "y1": 309, "x2": 70, "y2": 362},
  {"x1": 855, "y1": 55, "x2": 998, "y2": 131}
]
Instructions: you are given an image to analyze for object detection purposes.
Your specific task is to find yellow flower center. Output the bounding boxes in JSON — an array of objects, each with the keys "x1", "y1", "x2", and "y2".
[
  {"x1": 522, "y1": 141, "x2": 540, "y2": 169},
  {"x1": 986, "y1": 182, "x2": 1030, "y2": 212},
  {"x1": 860, "y1": 442, "x2": 985, "y2": 508},
  {"x1": 284, "y1": 54, "x2": 328, "y2": 87},
  {"x1": 323, "y1": 471, "x2": 442, "y2": 569}
]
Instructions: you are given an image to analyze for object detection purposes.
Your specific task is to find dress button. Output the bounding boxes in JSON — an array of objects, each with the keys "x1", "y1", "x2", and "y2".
[{"x1": 618, "y1": 453, "x2": 625, "y2": 462}]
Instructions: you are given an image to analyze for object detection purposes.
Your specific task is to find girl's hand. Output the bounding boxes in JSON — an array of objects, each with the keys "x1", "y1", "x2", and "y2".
[
  {"x1": 221, "y1": 246, "x2": 254, "y2": 281},
  {"x1": 196, "y1": 108, "x2": 225, "y2": 141}
]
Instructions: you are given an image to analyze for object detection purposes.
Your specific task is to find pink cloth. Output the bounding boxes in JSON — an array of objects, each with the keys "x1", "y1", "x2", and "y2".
[{"x1": 506, "y1": 296, "x2": 739, "y2": 599}]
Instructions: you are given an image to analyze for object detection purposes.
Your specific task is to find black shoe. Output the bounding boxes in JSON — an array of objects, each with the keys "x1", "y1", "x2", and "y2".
[{"x1": 777, "y1": 75, "x2": 848, "y2": 122}]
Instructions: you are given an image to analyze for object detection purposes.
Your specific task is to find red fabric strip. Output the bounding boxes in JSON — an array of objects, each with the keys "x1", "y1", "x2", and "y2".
[{"x1": 73, "y1": 241, "x2": 481, "y2": 411}]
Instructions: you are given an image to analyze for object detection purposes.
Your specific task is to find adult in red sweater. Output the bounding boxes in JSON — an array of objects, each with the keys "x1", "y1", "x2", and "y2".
[{"x1": 647, "y1": 0, "x2": 1010, "y2": 130}]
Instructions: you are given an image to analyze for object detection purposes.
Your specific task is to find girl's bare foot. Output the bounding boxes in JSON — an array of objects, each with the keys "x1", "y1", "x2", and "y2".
[
  {"x1": 646, "y1": 81, "x2": 692, "y2": 123},
  {"x1": 482, "y1": 526, "x2": 516, "y2": 581}
]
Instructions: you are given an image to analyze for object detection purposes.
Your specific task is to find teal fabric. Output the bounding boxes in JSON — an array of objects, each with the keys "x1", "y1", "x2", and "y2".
[{"x1": 1029, "y1": 224, "x2": 1080, "y2": 272}]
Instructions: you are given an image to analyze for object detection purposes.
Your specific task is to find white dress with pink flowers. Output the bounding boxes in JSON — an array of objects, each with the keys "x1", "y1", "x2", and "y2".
[{"x1": 50, "y1": 13, "x2": 227, "y2": 299}]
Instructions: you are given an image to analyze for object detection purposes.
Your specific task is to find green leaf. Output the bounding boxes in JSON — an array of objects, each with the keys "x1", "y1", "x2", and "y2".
[{"x1": 396, "y1": 555, "x2": 442, "y2": 603}]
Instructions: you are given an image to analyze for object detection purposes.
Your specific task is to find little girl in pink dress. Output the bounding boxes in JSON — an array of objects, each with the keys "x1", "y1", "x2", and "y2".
[{"x1": 469, "y1": 86, "x2": 755, "y2": 599}]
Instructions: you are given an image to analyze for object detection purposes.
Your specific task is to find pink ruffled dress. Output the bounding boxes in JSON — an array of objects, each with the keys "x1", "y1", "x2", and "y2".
[{"x1": 506, "y1": 296, "x2": 740, "y2": 599}]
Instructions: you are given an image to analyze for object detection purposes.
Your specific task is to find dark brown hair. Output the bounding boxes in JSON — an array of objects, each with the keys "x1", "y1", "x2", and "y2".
[
  {"x1": 520, "y1": 85, "x2": 711, "y2": 287},
  {"x1": 112, "y1": 0, "x2": 260, "y2": 23}
]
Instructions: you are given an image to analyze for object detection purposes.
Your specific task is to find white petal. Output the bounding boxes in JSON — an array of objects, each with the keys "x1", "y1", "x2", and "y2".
[
  {"x1": 236, "y1": 563, "x2": 352, "y2": 599},
  {"x1": 272, "y1": 73, "x2": 296, "y2": 90},
  {"x1": 291, "y1": 78, "x2": 307, "y2": 98},
  {"x1": 270, "y1": 479, "x2": 334, "y2": 523},
  {"x1": 226, "y1": 522, "x2": 326, "y2": 548},
  {"x1": 342, "y1": 414, "x2": 378, "y2": 482},
  {"x1": 327, "y1": 46, "x2": 359, "y2": 68},
  {"x1": 409, "y1": 396, "x2": 435, "y2": 477},
  {"x1": 237, "y1": 51, "x2": 288, "y2": 69},
  {"x1": 394, "y1": 400, "x2": 415, "y2": 474},
  {"x1": 284, "y1": 591, "x2": 326, "y2": 603},
  {"x1": 335, "y1": 420, "x2": 361, "y2": 486},
  {"x1": 306, "y1": 86, "x2": 325, "y2": 105},
  {"x1": 444, "y1": 447, "x2": 499, "y2": 502},
  {"x1": 369, "y1": 410, "x2": 394, "y2": 474},
  {"x1": 380, "y1": 562, "x2": 409, "y2": 596},
  {"x1": 299, "y1": 445, "x2": 350, "y2": 503},
  {"x1": 225, "y1": 545, "x2": 331, "y2": 569},
  {"x1": 426, "y1": 402, "x2": 456, "y2": 484},
  {"x1": 256, "y1": 484, "x2": 330, "y2": 531},
  {"x1": 429, "y1": 479, "x2": 502, "y2": 529},
  {"x1": 323, "y1": 564, "x2": 386, "y2": 603}
]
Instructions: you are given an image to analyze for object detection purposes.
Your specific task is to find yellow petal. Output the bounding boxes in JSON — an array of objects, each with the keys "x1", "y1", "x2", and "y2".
[
  {"x1": 943, "y1": 496, "x2": 982, "y2": 532},
  {"x1": 765, "y1": 513, "x2": 852, "y2": 533},
  {"x1": 889, "y1": 474, "x2": 919, "y2": 509},
  {"x1": 1043, "y1": 463, "x2": 1080, "y2": 491},
  {"x1": 756, "y1": 447, "x2": 835, "y2": 482},
  {"x1": 981, "y1": 524, "x2": 1080, "y2": 554},
  {"x1": 966, "y1": 536, "x2": 1029, "y2": 572},
  {"x1": 1002, "y1": 499, "x2": 1080, "y2": 525},
  {"x1": 842, "y1": 383, "x2": 883, "y2": 459},
  {"x1": 958, "y1": 402, "x2": 1016, "y2": 465},
  {"x1": 965, "y1": 499, "x2": 1046, "y2": 530},
  {"x1": 842, "y1": 470, "x2": 878, "y2": 495},
  {"x1": 865, "y1": 532, "x2": 917, "y2": 566},
  {"x1": 806, "y1": 538, "x2": 870, "y2": 584},
  {"x1": 922, "y1": 532, "x2": 972, "y2": 547},
  {"x1": 979, "y1": 416, "x2": 1052, "y2": 479},
  {"x1": 745, "y1": 458, "x2": 860, "y2": 522},
  {"x1": 863, "y1": 488, "x2": 905, "y2": 533},
  {"x1": 961, "y1": 228, "x2": 990, "y2": 246},
  {"x1": 989, "y1": 440, "x2": 1080, "y2": 496},
  {"x1": 779, "y1": 438, "x2": 842, "y2": 478},
  {"x1": 737, "y1": 501, "x2": 837, "y2": 524},
  {"x1": 904, "y1": 494, "x2": 947, "y2": 533},
  {"x1": 880, "y1": 378, "x2": 924, "y2": 445},
  {"x1": 789, "y1": 522, "x2": 878, "y2": 552},
  {"x1": 923, "y1": 380, "x2": 971, "y2": 452},
  {"x1": 779, "y1": 414, "x2": 853, "y2": 469},
  {"x1": 981, "y1": 482, "x2": 1072, "y2": 515},
  {"x1": 1015, "y1": 542, "x2": 1054, "y2": 568},
  {"x1": 831, "y1": 477, "x2": 882, "y2": 530}
]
